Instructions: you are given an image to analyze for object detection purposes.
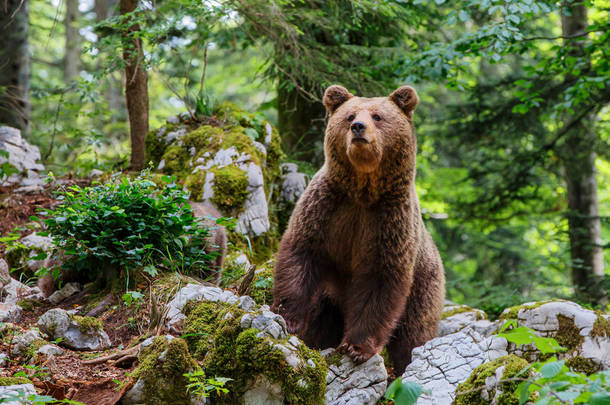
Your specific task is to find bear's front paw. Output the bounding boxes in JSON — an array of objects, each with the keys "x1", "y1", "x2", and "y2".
[{"x1": 337, "y1": 341, "x2": 377, "y2": 364}]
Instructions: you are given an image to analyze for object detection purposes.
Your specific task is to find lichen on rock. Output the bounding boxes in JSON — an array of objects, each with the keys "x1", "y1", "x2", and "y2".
[
  {"x1": 453, "y1": 355, "x2": 532, "y2": 405},
  {"x1": 182, "y1": 299, "x2": 327, "y2": 405},
  {"x1": 145, "y1": 102, "x2": 285, "y2": 260},
  {"x1": 126, "y1": 336, "x2": 199, "y2": 405}
]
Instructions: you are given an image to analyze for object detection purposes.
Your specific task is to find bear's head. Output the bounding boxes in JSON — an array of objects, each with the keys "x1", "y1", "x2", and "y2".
[{"x1": 323, "y1": 85, "x2": 419, "y2": 175}]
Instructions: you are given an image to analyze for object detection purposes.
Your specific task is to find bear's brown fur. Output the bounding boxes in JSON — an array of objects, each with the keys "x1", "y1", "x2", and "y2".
[{"x1": 272, "y1": 85, "x2": 445, "y2": 373}]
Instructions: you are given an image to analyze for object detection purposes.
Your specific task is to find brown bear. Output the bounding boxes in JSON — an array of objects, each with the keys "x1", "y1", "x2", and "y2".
[{"x1": 272, "y1": 85, "x2": 445, "y2": 373}]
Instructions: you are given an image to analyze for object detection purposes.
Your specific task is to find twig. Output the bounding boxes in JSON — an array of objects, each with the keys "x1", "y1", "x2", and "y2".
[{"x1": 82, "y1": 344, "x2": 141, "y2": 365}]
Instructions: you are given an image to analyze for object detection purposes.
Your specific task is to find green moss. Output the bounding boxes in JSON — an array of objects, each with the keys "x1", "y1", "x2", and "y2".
[
  {"x1": 146, "y1": 126, "x2": 172, "y2": 167},
  {"x1": 0, "y1": 377, "x2": 31, "y2": 386},
  {"x1": 499, "y1": 301, "x2": 559, "y2": 321},
  {"x1": 453, "y1": 355, "x2": 532, "y2": 405},
  {"x1": 228, "y1": 230, "x2": 279, "y2": 264},
  {"x1": 182, "y1": 301, "x2": 233, "y2": 359},
  {"x1": 324, "y1": 350, "x2": 343, "y2": 368},
  {"x1": 566, "y1": 356, "x2": 600, "y2": 375},
  {"x1": 183, "y1": 301, "x2": 327, "y2": 404},
  {"x1": 25, "y1": 338, "x2": 49, "y2": 359},
  {"x1": 210, "y1": 165, "x2": 249, "y2": 213},
  {"x1": 442, "y1": 306, "x2": 487, "y2": 320},
  {"x1": 160, "y1": 145, "x2": 190, "y2": 176},
  {"x1": 132, "y1": 336, "x2": 199, "y2": 405},
  {"x1": 70, "y1": 315, "x2": 103, "y2": 334},
  {"x1": 183, "y1": 170, "x2": 207, "y2": 201},
  {"x1": 249, "y1": 263, "x2": 274, "y2": 306},
  {"x1": 591, "y1": 312, "x2": 610, "y2": 338},
  {"x1": 17, "y1": 298, "x2": 41, "y2": 312},
  {"x1": 554, "y1": 314, "x2": 584, "y2": 350}
]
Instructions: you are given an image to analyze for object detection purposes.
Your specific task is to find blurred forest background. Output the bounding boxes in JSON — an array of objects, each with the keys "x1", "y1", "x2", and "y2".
[{"x1": 1, "y1": 0, "x2": 608, "y2": 315}]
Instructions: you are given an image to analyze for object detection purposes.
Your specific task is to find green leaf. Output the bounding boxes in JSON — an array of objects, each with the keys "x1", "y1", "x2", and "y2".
[
  {"x1": 540, "y1": 360, "x2": 564, "y2": 378},
  {"x1": 395, "y1": 380, "x2": 423, "y2": 405},
  {"x1": 498, "y1": 326, "x2": 535, "y2": 345},
  {"x1": 458, "y1": 10, "x2": 469, "y2": 22},
  {"x1": 384, "y1": 378, "x2": 403, "y2": 399},
  {"x1": 517, "y1": 381, "x2": 531, "y2": 404},
  {"x1": 590, "y1": 393, "x2": 610, "y2": 405}
]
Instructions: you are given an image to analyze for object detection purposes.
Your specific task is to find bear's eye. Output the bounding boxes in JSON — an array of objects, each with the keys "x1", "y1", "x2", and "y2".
[
  {"x1": 372, "y1": 114, "x2": 382, "y2": 122},
  {"x1": 347, "y1": 114, "x2": 355, "y2": 122}
]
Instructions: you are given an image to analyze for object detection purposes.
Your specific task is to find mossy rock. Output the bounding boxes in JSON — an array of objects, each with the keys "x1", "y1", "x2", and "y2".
[
  {"x1": 453, "y1": 355, "x2": 532, "y2": 405},
  {"x1": 249, "y1": 261, "x2": 275, "y2": 306},
  {"x1": 131, "y1": 337, "x2": 199, "y2": 405},
  {"x1": 145, "y1": 102, "x2": 286, "y2": 263},
  {"x1": 182, "y1": 300, "x2": 327, "y2": 404},
  {"x1": 0, "y1": 377, "x2": 32, "y2": 386},
  {"x1": 442, "y1": 305, "x2": 487, "y2": 320}
]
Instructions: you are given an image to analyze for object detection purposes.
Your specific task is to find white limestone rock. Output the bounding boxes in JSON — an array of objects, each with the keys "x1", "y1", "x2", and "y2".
[
  {"x1": 0, "y1": 302, "x2": 23, "y2": 323},
  {"x1": 279, "y1": 163, "x2": 308, "y2": 205},
  {"x1": 48, "y1": 282, "x2": 81, "y2": 305},
  {"x1": 37, "y1": 344, "x2": 64, "y2": 356},
  {"x1": 0, "y1": 126, "x2": 45, "y2": 187},
  {"x1": 37, "y1": 308, "x2": 110, "y2": 351},
  {"x1": 401, "y1": 330, "x2": 508, "y2": 405},
  {"x1": 501, "y1": 300, "x2": 610, "y2": 369},
  {"x1": 324, "y1": 350, "x2": 388, "y2": 405},
  {"x1": 438, "y1": 305, "x2": 500, "y2": 338},
  {"x1": 0, "y1": 383, "x2": 37, "y2": 404},
  {"x1": 11, "y1": 328, "x2": 42, "y2": 357}
]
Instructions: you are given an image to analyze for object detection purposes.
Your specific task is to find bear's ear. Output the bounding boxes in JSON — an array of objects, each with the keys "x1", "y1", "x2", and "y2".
[
  {"x1": 323, "y1": 85, "x2": 353, "y2": 113},
  {"x1": 389, "y1": 86, "x2": 419, "y2": 117}
]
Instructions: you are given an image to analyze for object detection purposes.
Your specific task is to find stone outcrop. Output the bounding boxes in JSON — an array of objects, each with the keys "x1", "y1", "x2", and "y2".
[
  {"x1": 37, "y1": 308, "x2": 111, "y2": 351},
  {"x1": 323, "y1": 350, "x2": 387, "y2": 405},
  {"x1": 402, "y1": 300, "x2": 610, "y2": 404},
  {"x1": 0, "y1": 126, "x2": 45, "y2": 190},
  {"x1": 145, "y1": 103, "x2": 284, "y2": 240}
]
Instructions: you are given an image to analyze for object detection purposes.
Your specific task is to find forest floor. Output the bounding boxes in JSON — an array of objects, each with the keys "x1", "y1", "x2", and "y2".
[{"x1": 0, "y1": 184, "x2": 398, "y2": 404}]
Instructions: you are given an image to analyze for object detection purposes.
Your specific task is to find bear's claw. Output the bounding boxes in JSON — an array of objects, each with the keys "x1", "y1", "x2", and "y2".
[{"x1": 337, "y1": 342, "x2": 374, "y2": 364}]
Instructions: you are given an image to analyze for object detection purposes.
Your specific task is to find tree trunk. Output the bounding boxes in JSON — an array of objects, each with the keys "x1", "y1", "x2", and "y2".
[
  {"x1": 120, "y1": 0, "x2": 148, "y2": 170},
  {"x1": 64, "y1": 0, "x2": 80, "y2": 83},
  {"x1": 560, "y1": 2, "x2": 606, "y2": 306},
  {"x1": 277, "y1": 81, "x2": 326, "y2": 164},
  {"x1": 0, "y1": 0, "x2": 30, "y2": 135},
  {"x1": 95, "y1": 0, "x2": 124, "y2": 123}
]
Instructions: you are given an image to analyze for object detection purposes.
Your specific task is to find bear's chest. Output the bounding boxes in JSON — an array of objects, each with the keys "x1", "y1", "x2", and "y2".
[{"x1": 324, "y1": 203, "x2": 377, "y2": 274}]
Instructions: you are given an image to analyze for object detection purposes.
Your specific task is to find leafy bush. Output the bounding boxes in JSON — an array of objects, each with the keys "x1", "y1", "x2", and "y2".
[
  {"x1": 40, "y1": 171, "x2": 222, "y2": 283},
  {"x1": 489, "y1": 321, "x2": 610, "y2": 404}
]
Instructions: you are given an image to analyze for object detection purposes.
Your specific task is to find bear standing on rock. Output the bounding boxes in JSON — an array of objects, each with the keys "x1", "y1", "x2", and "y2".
[{"x1": 272, "y1": 85, "x2": 445, "y2": 373}]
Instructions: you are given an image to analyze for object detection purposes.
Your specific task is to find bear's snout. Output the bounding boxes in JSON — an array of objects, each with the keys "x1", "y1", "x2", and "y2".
[{"x1": 350, "y1": 121, "x2": 368, "y2": 142}]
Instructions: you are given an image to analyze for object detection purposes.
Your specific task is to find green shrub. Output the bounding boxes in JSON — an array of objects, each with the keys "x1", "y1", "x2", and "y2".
[{"x1": 40, "y1": 170, "x2": 222, "y2": 283}]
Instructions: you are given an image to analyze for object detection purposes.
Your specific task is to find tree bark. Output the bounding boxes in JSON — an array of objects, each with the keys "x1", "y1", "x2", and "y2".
[
  {"x1": 277, "y1": 80, "x2": 326, "y2": 164},
  {"x1": 0, "y1": 0, "x2": 30, "y2": 135},
  {"x1": 559, "y1": 1, "x2": 606, "y2": 306},
  {"x1": 120, "y1": 0, "x2": 148, "y2": 170},
  {"x1": 64, "y1": 0, "x2": 80, "y2": 83},
  {"x1": 95, "y1": 0, "x2": 124, "y2": 123}
]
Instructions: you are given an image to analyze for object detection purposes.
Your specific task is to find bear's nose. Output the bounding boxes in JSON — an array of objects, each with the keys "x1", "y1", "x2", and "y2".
[{"x1": 350, "y1": 121, "x2": 366, "y2": 137}]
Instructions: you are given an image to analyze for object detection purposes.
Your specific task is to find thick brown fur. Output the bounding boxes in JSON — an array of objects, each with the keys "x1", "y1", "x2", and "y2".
[
  {"x1": 273, "y1": 85, "x2": 445, "y2": 373},
  {"x1": 190, "y1": 202, "x2": 227, "y2": 284}
]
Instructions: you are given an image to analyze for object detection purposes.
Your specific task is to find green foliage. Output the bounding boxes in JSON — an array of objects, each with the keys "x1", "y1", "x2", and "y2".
[
  {"x1": 41, "y1": 170, "x2": 220, "y2": 283},
  {"x1": 491, "y1": 321, "x2": 610, "y2": 404},
  {"x1": 498, "y1": 319, "x2": 565, "y2": 354},
  {"x1": 384, "y1": 378, "x2": 425, "y2": 405},
  {"x1": 184, "y1": 369, "x2": 232, "y2": 399}
]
